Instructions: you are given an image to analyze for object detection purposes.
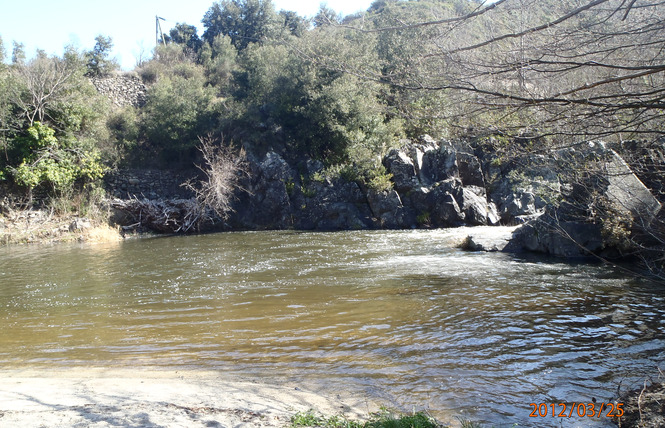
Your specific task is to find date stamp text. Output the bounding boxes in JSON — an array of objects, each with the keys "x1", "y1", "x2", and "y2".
[{"x1": 529, "y1": 403, "x2": 624, "y2": 418}]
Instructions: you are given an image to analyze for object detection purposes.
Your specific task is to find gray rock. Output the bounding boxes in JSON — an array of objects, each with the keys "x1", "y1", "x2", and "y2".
[
  {"x1": 513, "y1": 143, "x2": 662, "y2": 258},
  {"x1": 383, "y1": 149, "x2": 419, "y2": 192},
  {"x1": 367, "y1": 189, "x2": 410, "y2": 228},
  {"x1": 260, "y1": 152, "x2": 294, "y2": 182},
  {"x1": 460, "y1": 225, "x2": 522, "y2": 252},
  {"x1": 420, "y1": 141, "x2": 458, "y2": 185},
  {"x1": 487, "y1": 202, "x2": 501, "y2": 226},
  {"x1": 408, "y1": 186, "x2": 432, "y2": 215},
  {"x1": 457, "y1": 152, "x2": 485, "y2": 187},
  {"x1": 432, "y1": 192, "x2": 464, "y2": 226},
  {"x1": 499, "y1": 192, "x2": 539, "y2": 223},
  {"x1": 305, "y1": 159, "x2": 324, "y2": 175},
  {"x1": 89, "y1": 75, "x2": 147, "y2": 107},
  {"x1": 69, "y1": 217, "x2": 92, "y2": 232},
  {"x1": 518, "y1": 216, "x2": 604, "y2": 258},
  {"x1": 457, "y1": 187, "x2": 489, "y2": 226},
  {"x1": 604, "y1": 149, "x2": 661, "y2": 221},
  {"x1": 313, "y1": 202, "x2": 368, "y2": 230}
]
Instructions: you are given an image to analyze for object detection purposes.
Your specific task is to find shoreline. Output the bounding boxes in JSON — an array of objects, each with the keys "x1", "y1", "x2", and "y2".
[{"x1": 0, "y1": 368, "x2": 374, "y2": 427}]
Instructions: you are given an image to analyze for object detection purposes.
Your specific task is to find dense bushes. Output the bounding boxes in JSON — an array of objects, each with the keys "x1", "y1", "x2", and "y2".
[{"x1": 1, "y1": 0, "x2": 663, "y2": 211}]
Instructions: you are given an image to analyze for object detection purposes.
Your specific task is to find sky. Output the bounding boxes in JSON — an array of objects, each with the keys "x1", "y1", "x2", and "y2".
[{"x1": 0, "y1": 0, "x2": 375, "y2": 70}]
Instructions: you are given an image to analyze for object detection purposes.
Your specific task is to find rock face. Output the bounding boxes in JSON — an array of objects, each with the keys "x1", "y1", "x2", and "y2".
[
  {"x1": 380, "y1": 138, "x2": 506, "y2": 228},
  {"x1": 104, "y1": 135, "x2": 662, "y2": 264},
  {"x1": 90, "y1": 75, "x2": 147, "y2": 108},
  {"x1": 227, "y1": 151, "x2": 374, "y2": 230},
  {"x1": 604, "y1": 148, "x2": 661, "y2": 221},
  {"x1": 105, "y1": 137, "x2": 546, "y2": 232},
  {"x1": 513, "y1": 142, "x2": 662, "y2": 258}
]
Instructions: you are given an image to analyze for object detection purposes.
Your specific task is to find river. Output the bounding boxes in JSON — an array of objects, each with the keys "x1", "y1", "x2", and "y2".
[{"x1": 1, "y1": 228, "x2": 663, "y2": 427}]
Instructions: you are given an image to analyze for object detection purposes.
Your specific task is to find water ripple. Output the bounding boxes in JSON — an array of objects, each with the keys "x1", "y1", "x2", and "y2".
[{"x1": 0, "y1": 229, "x2": 661, "y2": 427}]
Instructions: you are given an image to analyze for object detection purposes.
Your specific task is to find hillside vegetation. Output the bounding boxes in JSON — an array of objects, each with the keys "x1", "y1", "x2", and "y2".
[{"x1": 1, "y1": 0, "x2": 664, "y2": 275}]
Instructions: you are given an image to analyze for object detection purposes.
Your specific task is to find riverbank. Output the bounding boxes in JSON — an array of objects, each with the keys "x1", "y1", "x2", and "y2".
[
  {"x1": 0, "y1": 208, "x2": 122, "y2": 245},
  {"x1": 0, "y1": 369, "x2": 372, "y2": 428}
]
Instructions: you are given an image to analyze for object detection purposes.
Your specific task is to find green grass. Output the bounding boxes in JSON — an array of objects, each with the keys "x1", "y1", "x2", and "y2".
[{"x1": 291, "y1": 408, "x2": 443, "y2": 428}]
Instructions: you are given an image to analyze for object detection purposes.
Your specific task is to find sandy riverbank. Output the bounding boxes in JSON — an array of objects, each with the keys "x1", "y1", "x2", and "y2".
[{"x1": 0, "y1": 369, "x2": 373, "y2": 427}]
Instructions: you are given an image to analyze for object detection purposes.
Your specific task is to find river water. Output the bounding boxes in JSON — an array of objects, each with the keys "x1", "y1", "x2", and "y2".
[{"x1": 1, "y1": 228, "x2": 663, "y2": 427}]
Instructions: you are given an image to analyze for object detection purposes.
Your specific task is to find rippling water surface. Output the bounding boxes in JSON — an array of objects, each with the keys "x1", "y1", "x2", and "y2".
[{"x1": 1, "y1": 229, "x2": 664, "y2": 426}]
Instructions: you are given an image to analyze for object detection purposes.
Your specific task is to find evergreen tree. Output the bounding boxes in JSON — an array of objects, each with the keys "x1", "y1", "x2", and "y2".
[
  {"x1": 202, "y1": 0, "x2": 278, "y2": 51},
  {"x1": 169, "y1": 23, "x2": 203, "y2": 53},
  {"x1": 86, "y1": 35, "x2": 117, "y2": 77}
]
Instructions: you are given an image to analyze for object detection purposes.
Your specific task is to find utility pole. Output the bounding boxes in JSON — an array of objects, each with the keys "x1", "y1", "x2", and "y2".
[{"x1": 156, "y1": 16, "x2": 166, "y2": 46}]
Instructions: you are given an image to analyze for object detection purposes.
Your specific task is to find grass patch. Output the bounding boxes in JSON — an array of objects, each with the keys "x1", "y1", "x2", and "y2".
[{"x1": 291, "y1": 408, "x2": 443, "y2": 428}]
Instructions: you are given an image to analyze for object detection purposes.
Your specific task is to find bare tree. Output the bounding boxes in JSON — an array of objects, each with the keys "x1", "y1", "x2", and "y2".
[
  {"x1": 111, "y1": 135, "x2": 248, "y2": 234},
  {"x1": 9, "y1": 54, "x2": 81, "y2": 128},
  {"x1": 303, "y1": 0, "x2": 665, "y2": 142},
  {"x1": 183, "y1": 134, "x2": 248, "y2": 227}
]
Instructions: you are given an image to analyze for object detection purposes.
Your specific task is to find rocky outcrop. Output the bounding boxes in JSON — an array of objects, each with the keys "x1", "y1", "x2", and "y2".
[
  {"x1": 90, "y1": 75, "x2": 147, "y2": 108},
  {"x1": 104, "y1": 135, "x2": 661, "y2": 265},
  {"x1": 105, "y1": 136, "x2": 549, "y2": 232},
  {"x1": 509, "y1": 142, "x2": 661, "y2": 258},
  {"x1": 382, "y1": 137, "x2": 507, "y2": 227},
  {"x1": 227, "y1": 151, "x2": 374, "y2": 230}
]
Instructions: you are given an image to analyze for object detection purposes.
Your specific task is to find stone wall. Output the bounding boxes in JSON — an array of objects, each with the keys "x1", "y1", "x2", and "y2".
[
  {"x1": 90, "y1": 75, "x2": 147, "y2": 108},
  {"x1": 104, "y1": 170, "x2": 198, "y2": 200}
]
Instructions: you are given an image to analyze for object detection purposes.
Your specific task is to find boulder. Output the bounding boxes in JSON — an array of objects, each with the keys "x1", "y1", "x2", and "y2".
[
  {"x1": 367, "y1": 189, "x2": 411, "y2": 228},
  {"x1": 405, "y1": 137, "x2": 438, "y2": 177},
  {"x1": 312, "y1": 202, "x2": 369, "y2": 230},
  {"x1": 229, "y1": 151, "x2": 296, "y2": 229},
  {"x1": 408, "y1": 186, "x2": 433, "y2": 215},
  {"x1": 517, "y1": 214, "x2": 604, "y2": 258},
  {"x1": 432, "y1": 192, "x2": 465, "y2": 226},
  {"x1": 420, "y1": 141, "x2": 458, "y2": 185},
  {"x1": 295, "y1": 180, "x2": 374, "y2": 230},
  {"x1": 604, "y1": 149, "x2": 661, "y2": 221},
  {"x1": 383, "y1": 149, "x2": 419, "y2": 192},
  {"x1": 457, "y1": 187, "x2": 489, "y2": 226},
  {"x1": 459, "y1": 225, "x2": 522, "y2": 252},
  {"x1": 69, "y1": 217, "x2": 92, "y2": 232},
  {"x1": 513, "y1": 144, "x2": 662, "y2": 258},
  {"x1": 457, "y1": 152, "x2": 485, "y2": 187},
  {"x1": 499, "y1": 192, "x2": 539, "y2": 223},
  {"x1": 260, "y1": 151, "x2": 294, "y2": 182}
]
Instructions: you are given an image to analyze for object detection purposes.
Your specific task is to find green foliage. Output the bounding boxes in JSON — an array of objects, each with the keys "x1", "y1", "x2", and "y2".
[
  {"x1": 200, "y1": 34, "x2": 238, "y2": 89},
  {"x1": 314, "y1": 6, "x2": 342, "y2": 27},
  {"x1": 284, "y1": 178, "x2": 295, "y2": 196},
  {"x1": 301, "y1": 184, "x2": 316, "y2": 198},
  {"x1": 168, "y1": 23, "x2": 203, "y2": 53},
  {"x1": 11, "y1": 42, "x2": 25, "y2": 65},
  {"x1": 456, "y1": 419, "x2": 485, "y2": 428},
  {"x1": 10, "y1": 122, "x2": 104, "y2": 193},
  {"x1": 140, "y1": 63, "x2": 217, "y2": 165},
  {"x1": 365, "y1": 408, "x2": 440, "y2": 428},
  {"x1": 104, "y1": 107, "x2": 140, "y2": 166},
  {"x1": 202, "y1": 0, "x2": 278, "y2": 51},
  {"x1": 86, "y1": 35, "x2": 117, "y2": 77},
  {"x1": 280, "y1": 10, "x2": 309, "y2": 37},
  {"x1": 291, "y1": 408, "x2": 442, "y2": 428},
  {"x1": 367, "y1": 167, "x2": 394, "y2": 192},
  {"x1": 416, "y1": 211, "x2": 431, "y2": 226},
  {"x1": 310, "y1": 171, "x2": 325, "y2": 183},
  {"x1": 0, "y1": 36, "x2": 5, "y2": 65}
]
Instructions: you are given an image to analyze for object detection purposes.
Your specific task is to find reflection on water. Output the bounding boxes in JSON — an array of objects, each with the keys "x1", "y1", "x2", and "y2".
[{"x1": 1, "y1": 229, "x2": 664, "y2": 427}]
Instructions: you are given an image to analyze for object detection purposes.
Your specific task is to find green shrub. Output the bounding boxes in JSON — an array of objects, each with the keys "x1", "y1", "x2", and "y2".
[{"x1": 291, "y1": 408, "x2": 442, "y2": 428}]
